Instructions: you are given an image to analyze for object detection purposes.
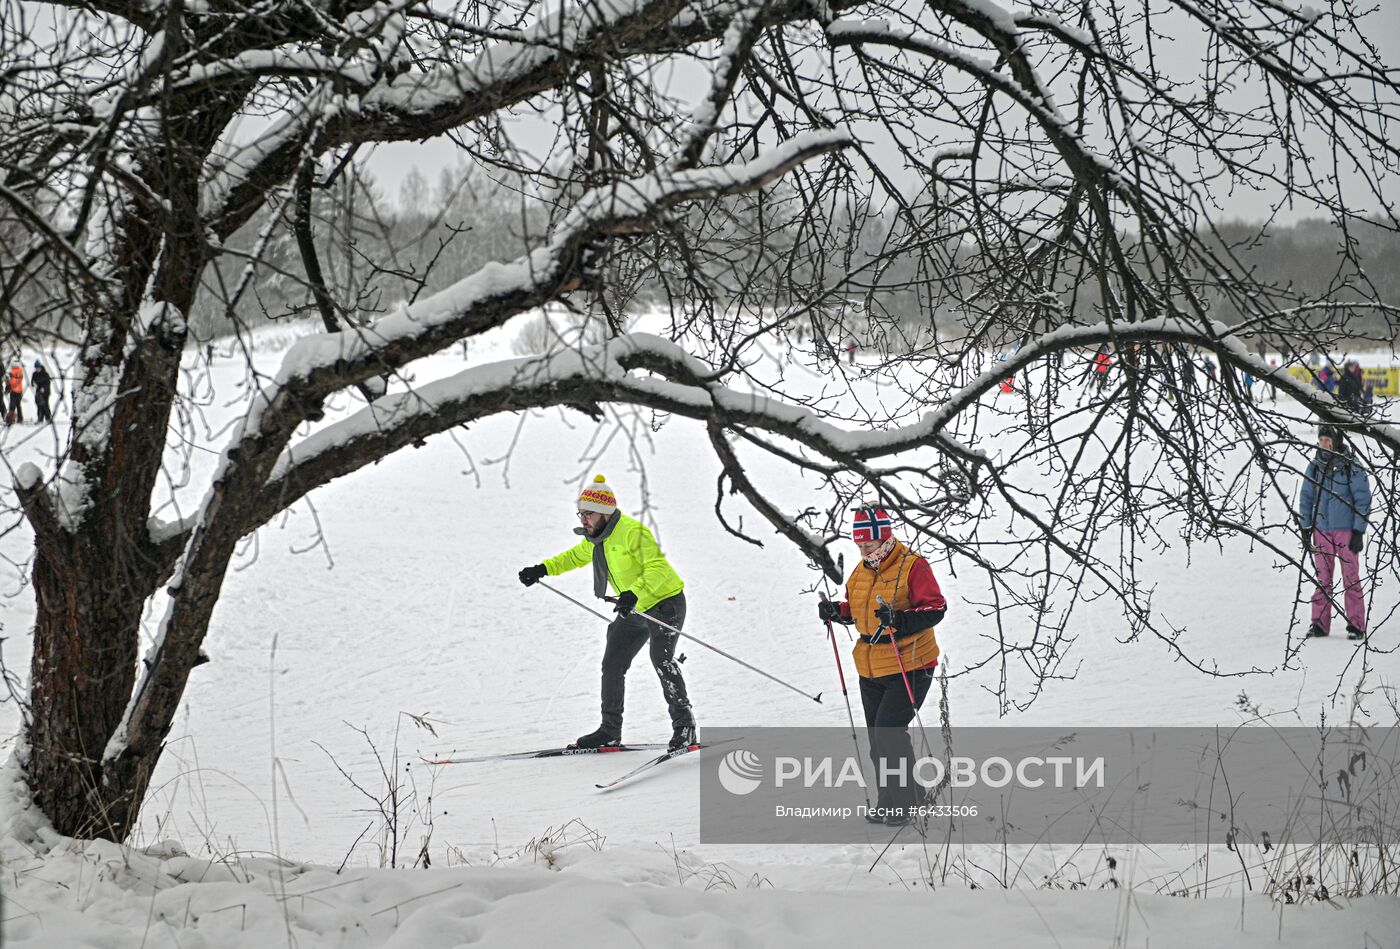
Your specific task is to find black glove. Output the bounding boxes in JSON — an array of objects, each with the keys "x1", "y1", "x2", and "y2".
[
  {"x1": 874, "y1": 604, "x2": 898, "y2": 629},
  {"x1": 1349, "y1": 530, "x2": 1364, "y2": 554},
  {"x1": 613, "y1": 590, "x2": 638, "y2": 617},
  {"x1": 817, "y1": 600, "x2": 844, "y2": 623},
  {"x1": 875, "y1": 606, "x2": 946, "y2": 637},
  {"x1": 1301, "y1": 529, "x2": 1311, "y2": 551},
  {"x1": 518, "y1": 564, "x2": 547, "y2": 587}
]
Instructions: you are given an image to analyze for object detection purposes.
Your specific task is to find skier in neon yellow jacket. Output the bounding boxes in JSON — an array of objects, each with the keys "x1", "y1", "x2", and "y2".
[{"x1": 519, "y1": 476, "x2": 696, "y2": 752}]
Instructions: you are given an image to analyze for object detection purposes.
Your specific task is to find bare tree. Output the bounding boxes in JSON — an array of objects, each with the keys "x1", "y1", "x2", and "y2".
[{"x1": 0, "y1": 0, "x2": 1396, "y2": 841}]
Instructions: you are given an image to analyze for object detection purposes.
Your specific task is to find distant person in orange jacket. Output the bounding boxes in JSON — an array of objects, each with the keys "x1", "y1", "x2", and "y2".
[
  {"x1": 818, "y1": 506, "x2": 947, "y2": 825},
  {"x1": 6, "y1": 363, "x2": 24, "y2": 424}
]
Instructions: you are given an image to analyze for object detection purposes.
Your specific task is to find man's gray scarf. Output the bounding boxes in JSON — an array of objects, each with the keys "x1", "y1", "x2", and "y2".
[{"x1": 574, "y1": 510, "x2": 622, "y2": 598}]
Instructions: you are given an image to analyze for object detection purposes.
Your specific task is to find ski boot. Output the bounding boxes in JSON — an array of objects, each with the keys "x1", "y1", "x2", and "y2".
[
  {"x1": 1347, "y1": 625, "x2": 1366, "y2": 641},
  {"x1": 570, "y1": 727, "x2": 621, "y2": 750},
  {"x1": 668, "y1": 724, "x2": 698, "y2": 753},
  {"x1": 1308, "y1": 623, "x2": 1328, "y2": 638}
]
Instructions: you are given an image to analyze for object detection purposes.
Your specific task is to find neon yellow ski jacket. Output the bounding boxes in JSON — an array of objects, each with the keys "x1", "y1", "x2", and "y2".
[{"x1": 544, "y1": 514, "x2": 684, "y2": 613}]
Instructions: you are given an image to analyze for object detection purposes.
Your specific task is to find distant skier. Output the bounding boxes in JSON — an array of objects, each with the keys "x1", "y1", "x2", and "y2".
[
  {"x1": 31, "y1": 359, "x2": 51, "y2": 423},
  {"x1": 1299, "y1": 425, "x2": 1371, "y2": 640},
  {"x1": 1337, "y1": 361, "x2": 1364, "y2": 412},
  {"x1": 817, "y1": 506, "x2": 947, "y2": 825},
  {"x1": 518, "y1": 476, "x2": 697, "y2": 751},
  {"x1": 1092, "y1": 351, "x2": 1111, "y2": 391},
  {"x1": 6, "y1": 362, "x2": 24, "y2": 424},
  {"x1": 996, "y1": 350, "x2": 1016, "y2": 394},
  {"x1": 1314, "y1": 364, "x2": 1336, "y2": 393}
]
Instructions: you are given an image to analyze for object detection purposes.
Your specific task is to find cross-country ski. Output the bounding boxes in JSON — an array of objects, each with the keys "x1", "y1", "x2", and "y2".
[
  {"x1": 594, "y1": 741, "x2": 707, "y2": 790},
  {"x1": 423, "y1": 743, "x2": 666, "y2": 765}
]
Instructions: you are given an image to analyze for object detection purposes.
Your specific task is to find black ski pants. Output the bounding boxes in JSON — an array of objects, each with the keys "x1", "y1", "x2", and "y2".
[
  {"x1": 7, "y1": 390, "x2": 22, "y2": 423},
  {"x1": 600, "y1": 591, "x2": 693, "y2": 737},
  {"x1": 35, "y1": 389, "x2": 51, "y2": 423},
  {"x1": 861, "y1": 666, "x2": 934, "y2": 814}
]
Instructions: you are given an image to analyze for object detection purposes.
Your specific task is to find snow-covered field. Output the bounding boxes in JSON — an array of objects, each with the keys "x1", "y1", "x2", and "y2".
[{"x1": 1, "y1": 319, "x2": 1397, "y2": 947}]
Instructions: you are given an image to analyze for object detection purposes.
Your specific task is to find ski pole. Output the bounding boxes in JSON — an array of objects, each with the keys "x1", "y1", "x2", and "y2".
[
  {"x1": 537, "y1": 580, "x2": 823, "y2": 704},
  {"x1": 876, "y1": 595, "x2": 934, "y2": 759},
  {"x1": 875, "y1": 596, "x2": 918, "y2": 706},
  {"x1": 821, "y1": 553, "x2": 870, "y2": 809}
]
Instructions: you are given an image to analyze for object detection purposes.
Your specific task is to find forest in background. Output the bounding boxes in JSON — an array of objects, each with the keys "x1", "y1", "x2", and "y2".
[{"x1": 8, "y1": 158, "x2": 1398, "y2": 355}]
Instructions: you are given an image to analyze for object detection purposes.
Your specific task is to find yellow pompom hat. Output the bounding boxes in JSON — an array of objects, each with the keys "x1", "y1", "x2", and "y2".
[{"x1": 577, "y1": 474, "x2": 618, "y2": 515}]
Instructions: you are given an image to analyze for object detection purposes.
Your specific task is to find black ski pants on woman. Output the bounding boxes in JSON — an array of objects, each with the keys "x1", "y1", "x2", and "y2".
[
  {"x1": 599, "y1": 591, "x2": 694, "y2": 738},
  {"x1": 861, "y1": 666, "x2": 935, "y2": 816}
]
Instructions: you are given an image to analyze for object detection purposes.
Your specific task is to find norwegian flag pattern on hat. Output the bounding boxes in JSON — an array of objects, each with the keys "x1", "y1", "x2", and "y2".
[{"x1": 851, "y1": 506, "x2": 893, "y2": 543}]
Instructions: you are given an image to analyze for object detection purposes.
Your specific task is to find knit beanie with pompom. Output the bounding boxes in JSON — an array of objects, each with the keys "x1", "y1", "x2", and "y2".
[{"x1": 577, "y1": 475, "x2": 618, "y2": 515}]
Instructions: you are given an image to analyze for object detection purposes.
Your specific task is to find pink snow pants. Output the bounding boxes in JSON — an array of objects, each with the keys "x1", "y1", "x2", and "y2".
[{"x1": 1311, "y1": 529, "x2": 1366, "y2": 633}]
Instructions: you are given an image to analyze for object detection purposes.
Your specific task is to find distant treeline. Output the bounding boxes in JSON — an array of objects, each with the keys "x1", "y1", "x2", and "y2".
[{"x1": 51, "y1": 162, "x2": 1397, "y2": 346}]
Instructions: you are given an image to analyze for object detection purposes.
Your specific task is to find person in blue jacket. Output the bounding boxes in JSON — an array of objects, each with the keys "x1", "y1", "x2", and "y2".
[{"x1": 1298, "y1": 425, "x2": 1371, "y2": 639}]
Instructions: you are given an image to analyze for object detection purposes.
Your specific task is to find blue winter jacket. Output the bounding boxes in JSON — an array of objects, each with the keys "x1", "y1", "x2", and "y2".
[{"x1": 1299, "y1": 452, "x2": 1371, "y2": 533}]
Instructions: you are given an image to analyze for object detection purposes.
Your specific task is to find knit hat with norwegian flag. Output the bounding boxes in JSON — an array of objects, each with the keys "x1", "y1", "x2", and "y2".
[
  {"x1": 577, "y1": 475, "x2": 619, "y2": 515},
  {"x1": 851, "y1": 506, "x2": 893, "y2": 543}
]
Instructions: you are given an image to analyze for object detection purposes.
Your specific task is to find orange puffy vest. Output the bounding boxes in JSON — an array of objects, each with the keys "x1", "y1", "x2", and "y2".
[
  {"x1": 845, "y1": 540, "x2": 939, "y2": 678},
  {"x1": 7, "y1": 367, "x2": 22, "y2": 393}
]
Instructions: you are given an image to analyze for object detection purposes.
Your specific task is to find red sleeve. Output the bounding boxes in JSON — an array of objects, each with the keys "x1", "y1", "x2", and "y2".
[{"x1": 905, "y1": 559, "x2": 946, "y2": 611}]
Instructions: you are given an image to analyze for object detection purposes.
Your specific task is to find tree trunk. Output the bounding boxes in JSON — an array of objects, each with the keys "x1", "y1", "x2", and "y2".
[{"x1": 26, "y1": 525, "x2": 151, "y2": 840}]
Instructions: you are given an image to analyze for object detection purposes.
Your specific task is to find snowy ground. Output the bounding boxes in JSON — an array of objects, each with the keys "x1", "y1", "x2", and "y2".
[{"x1": 1, "y1": 319, "x2": 1397, "y2": 947}]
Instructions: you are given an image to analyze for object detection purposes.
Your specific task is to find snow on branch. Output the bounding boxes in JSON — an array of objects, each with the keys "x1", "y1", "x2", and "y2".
[
  {"x1": 255, "y1": 332, "x2": 982, "y2": 520},
  {"x1": 355, "y1": 0, "x2": 689, "y2": 126},
  {"x1": 826, "y1": 19, "x2": 1072, "y2": 138},
  {"x1": 965, "y1": 319, "x2": 1400, "y2": 455},
  {"x1": 671, "y1": 1, "x2": 767, "y2": 171},
  {"x1": 268, "y1": 129, "x2": 851, "y2": 395},
  {"x1": 197, "y1": 0, "x2": 864, "y2": 232},
  {"x1": 254, "y1": 309, "x2": 1400, "y2": 538},
  {"x1": 46, "y1": 0, "x2": 164, "y2": 29},
  {"x1": 172, "y1": 49, "x2": 381, "y2": 94},
  {"x1": 200, "y1": 86, "x2": 338, "y2": 220}
]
